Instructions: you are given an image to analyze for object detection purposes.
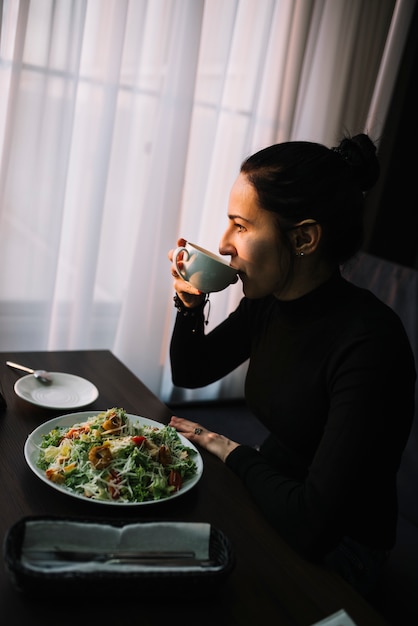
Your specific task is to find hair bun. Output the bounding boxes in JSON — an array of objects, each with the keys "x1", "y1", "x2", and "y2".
[{"x1": 332, "y1": 133, "x2": 380, "y2": 192}]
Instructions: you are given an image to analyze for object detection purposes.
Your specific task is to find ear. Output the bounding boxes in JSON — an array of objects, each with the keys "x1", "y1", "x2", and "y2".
[{"x1": 290, "y1": 220, "x2": 322, "y2": 256}]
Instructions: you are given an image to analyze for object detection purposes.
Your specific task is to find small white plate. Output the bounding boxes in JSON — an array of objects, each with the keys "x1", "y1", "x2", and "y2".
[{"x1": 15, "y1": 373, "x2": 99, "y2": 409}]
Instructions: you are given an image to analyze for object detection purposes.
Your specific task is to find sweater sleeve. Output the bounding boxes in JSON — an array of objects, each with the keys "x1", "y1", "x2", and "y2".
[
  {"x1": 225, "y1": 444, "x2": 328, "y2": 558},
  {"x1": 170, "y1": 297, "x2": 251, "y2": 388}
]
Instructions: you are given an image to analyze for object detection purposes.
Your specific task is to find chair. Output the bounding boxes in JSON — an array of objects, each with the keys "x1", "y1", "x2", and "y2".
[{"x1": 342, "y1": 252, "x2": 418, "y2": 624}]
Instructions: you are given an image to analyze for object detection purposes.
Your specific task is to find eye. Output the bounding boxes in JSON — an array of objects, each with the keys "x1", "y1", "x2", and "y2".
[{"x1": 234, "y1": 222, "x2": 246, "y2": 233}]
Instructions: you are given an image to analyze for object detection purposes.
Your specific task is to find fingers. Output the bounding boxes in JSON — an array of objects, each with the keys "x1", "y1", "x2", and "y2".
[
  {"x1": 169, "y1": 416, "x2": 206, "y2": 438},
  {"x1": 170, "y1": 415, "x2": 240, "y2": 462},
  {"x1": 168, "y1": 238, "x2": 203, "y2": 305},
  {"x1": 173, "y1": 276, "x2": 202, "y2": 296},
  {"x1": 170, "y1": 268, "x2": 204, "y2": 303},
  {"x1": 168, "y1": 238, "x2": 186, "y2": 262}
]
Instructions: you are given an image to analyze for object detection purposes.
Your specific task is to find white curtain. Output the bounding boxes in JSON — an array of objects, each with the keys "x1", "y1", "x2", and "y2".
[{"x1": 0, "y1": 0, "x2": 414, "y2": 402}]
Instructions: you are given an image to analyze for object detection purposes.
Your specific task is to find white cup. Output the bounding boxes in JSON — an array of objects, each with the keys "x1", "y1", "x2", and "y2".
[{"x1": 173, "y1": 241, "x2": 237, "y2": 293}]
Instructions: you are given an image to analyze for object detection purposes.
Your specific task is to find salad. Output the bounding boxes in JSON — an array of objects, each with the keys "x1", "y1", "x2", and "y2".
[{"x1": 36, "y1": 408, "x2": 198, "y2": 503}]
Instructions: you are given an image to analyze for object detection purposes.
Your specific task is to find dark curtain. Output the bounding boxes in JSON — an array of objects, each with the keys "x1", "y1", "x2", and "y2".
[{"x1": 363, "y1": 0, "x2": 418, "y2": 270}]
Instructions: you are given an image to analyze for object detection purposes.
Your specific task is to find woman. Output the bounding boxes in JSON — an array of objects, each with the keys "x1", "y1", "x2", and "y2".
[{"x1": 167, "y1": 134, "x2": 416, "y2": 596}]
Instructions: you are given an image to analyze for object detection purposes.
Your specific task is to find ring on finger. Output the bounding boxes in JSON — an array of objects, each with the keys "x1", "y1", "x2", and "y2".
[{"x1": 194, "y1": 427, "x2": 202, "y2": 435}]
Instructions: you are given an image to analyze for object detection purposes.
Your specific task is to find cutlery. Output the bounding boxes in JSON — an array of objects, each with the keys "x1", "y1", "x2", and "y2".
[
  {"x1": 24, "y1": 549, "x2": 214, "y2": 567},
  {"x1": 6, "y1": 361, "x2": 53, "y2": 384}
]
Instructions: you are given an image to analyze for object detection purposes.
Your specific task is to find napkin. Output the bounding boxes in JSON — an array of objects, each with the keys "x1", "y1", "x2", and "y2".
[
  {"x1": 310, "y1": 609, "x2": 358, "y2": 626},
  {"x1": 21, "y1": 520, "x2": 218, "y2": 573}
]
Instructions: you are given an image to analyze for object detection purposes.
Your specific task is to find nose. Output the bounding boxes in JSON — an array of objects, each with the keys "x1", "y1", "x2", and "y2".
[{"x1": 219, "y1": 229, "x2": 236, "y2": 257}]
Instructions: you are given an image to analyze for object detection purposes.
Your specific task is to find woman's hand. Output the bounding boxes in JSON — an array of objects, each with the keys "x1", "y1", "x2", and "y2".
[
  {"x1": 168, "y1": 238, "x2": 206, "y2": 308},
  {"x1": 169, "y1": 416, "x2": 240, "y2": 463}
]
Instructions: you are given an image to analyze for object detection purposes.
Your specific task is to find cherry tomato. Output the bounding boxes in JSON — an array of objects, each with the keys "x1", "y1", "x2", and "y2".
[{"x1": 132, "y1": 435, "x2": 146, "y2": 445}]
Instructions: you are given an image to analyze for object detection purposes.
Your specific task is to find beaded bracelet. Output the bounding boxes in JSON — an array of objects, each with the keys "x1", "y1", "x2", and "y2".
[{"x1": 173, "y1": 293, "x2": 210, "y2": 329}]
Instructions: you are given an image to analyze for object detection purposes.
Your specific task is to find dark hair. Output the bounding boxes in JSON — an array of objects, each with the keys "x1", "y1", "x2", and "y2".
[{"x1": 240, "y1": 133, "x2": 380, "y2": 264}]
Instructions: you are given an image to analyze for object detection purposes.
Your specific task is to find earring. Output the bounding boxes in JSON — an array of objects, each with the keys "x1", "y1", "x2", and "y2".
[{"x1": 295, "y1": 250, "x2": 304, "y2": 257}]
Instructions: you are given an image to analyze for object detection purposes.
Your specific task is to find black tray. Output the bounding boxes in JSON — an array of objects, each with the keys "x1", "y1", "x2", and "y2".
[{"x1": 3, "y1": 515, "x2": 235, "y2": 598}]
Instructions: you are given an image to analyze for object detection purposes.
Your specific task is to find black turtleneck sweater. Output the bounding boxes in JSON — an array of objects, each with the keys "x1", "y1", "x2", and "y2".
[{"x1": 170, "y1": 274, "x2": 416, "y2": 560}]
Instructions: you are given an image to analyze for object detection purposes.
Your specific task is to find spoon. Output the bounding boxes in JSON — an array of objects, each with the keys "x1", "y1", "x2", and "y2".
[{"x1": 6, "y1": 361, "x2": 53, "y2": 385}]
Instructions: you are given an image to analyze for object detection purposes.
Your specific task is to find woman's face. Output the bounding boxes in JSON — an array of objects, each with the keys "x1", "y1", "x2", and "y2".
[{"x1": 219, "y1": 173, "x2": 291, "y2": 299}]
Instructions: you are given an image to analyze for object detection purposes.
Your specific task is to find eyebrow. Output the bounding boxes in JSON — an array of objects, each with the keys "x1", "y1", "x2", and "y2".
[{"x1": 227, "y1": 214, "x2": 253, "y2": 224}]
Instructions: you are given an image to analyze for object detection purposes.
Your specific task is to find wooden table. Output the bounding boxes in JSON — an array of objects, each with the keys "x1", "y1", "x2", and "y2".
[{"x1": 0, "y1": 350, "x2": 390, "y2": 626}]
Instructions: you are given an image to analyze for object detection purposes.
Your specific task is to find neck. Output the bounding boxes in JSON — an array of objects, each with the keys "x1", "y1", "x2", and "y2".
[{"x1": 274, "y1": 259, "x2": 337, "y2": 301}]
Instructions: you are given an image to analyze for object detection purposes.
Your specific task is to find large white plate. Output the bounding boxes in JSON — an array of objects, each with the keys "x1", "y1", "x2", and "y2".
[
  {"x1": 24, "y1": 411, "x2": 203, "y2": 506},
  {"x1": 15, "y1": 373, "x2": 99, "y2": 409}
]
